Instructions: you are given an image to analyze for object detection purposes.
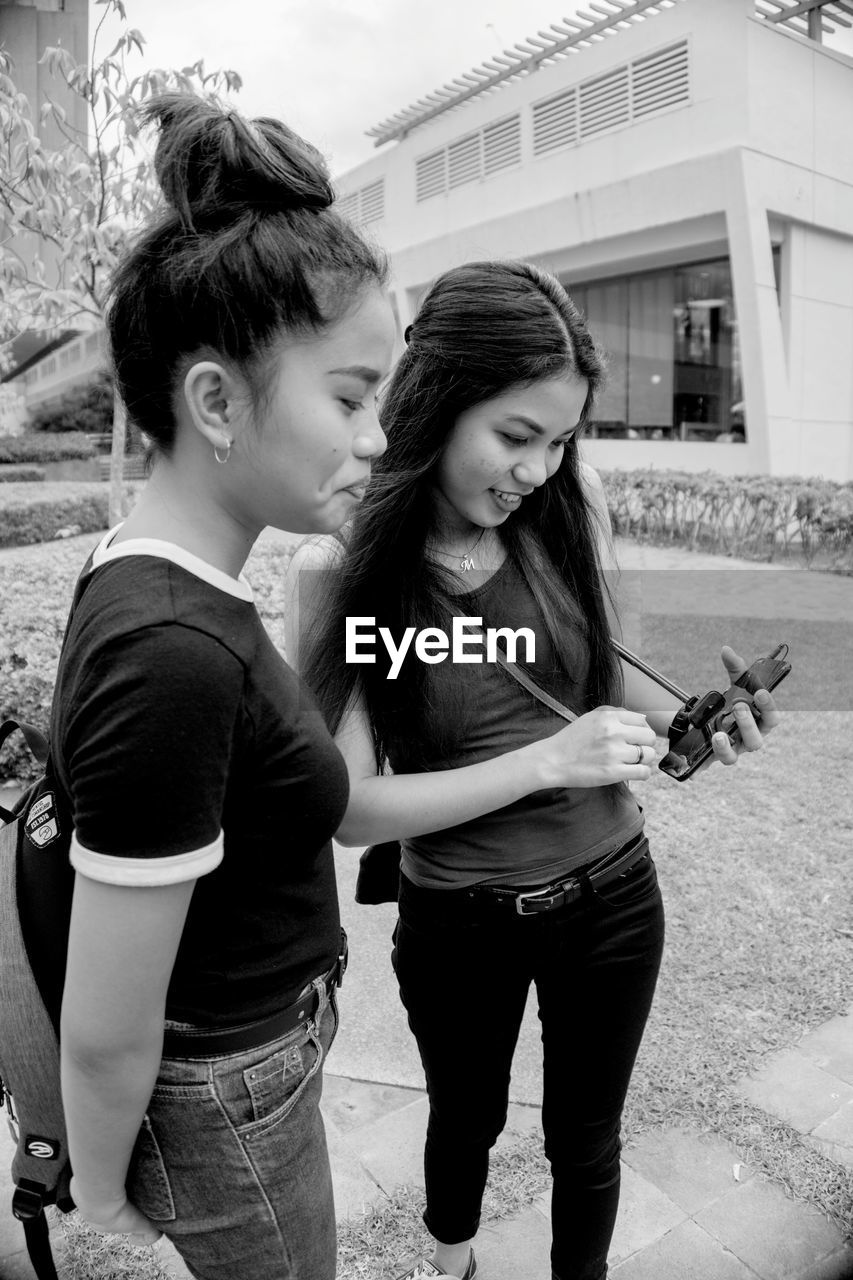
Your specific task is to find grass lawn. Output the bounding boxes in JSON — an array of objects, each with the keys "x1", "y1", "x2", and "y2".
[{"x1": 1, "y1": 532, "x2": 850, "y2": 1277}]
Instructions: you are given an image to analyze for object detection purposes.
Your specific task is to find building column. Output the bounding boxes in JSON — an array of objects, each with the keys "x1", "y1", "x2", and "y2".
[{"x1": 725, "y1": 150, "x2": 793, "y2": 475}]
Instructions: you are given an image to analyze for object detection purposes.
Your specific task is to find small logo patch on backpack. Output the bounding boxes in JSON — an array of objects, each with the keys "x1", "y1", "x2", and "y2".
[
  {"x1": 24, "y1": 1136, "x2": 60, "y2": 1160},
  {"x1": 25, "y1": 792, "x2": 61, "y2": 848}
]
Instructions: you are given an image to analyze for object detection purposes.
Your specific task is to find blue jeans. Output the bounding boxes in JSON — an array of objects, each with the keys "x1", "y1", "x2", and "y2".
[
  {"x1": 393, "y1": 840, "x2": 665, "y2": 1280},
  {"x1": 127, "y1": 986, "x2": 339, "y2": 1280}
]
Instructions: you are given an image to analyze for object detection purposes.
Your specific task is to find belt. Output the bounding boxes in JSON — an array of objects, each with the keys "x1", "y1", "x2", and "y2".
[
  {"x1": 470, "y1": 833, "x2": 649, "y2": 916},
  {"x1": 161, "y1": 932, "x2": 348, "y2": 1058}
]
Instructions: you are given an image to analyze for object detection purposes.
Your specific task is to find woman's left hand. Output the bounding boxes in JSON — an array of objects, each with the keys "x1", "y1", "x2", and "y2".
[{"x1": 709, "y1": 645, "x2": 781, "y2": 766}]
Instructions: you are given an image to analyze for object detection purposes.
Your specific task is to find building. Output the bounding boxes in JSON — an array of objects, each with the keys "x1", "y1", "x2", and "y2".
[
  {"x1": 0, "y1": 0, "x2": 93, "y2": 424},
  {"x1": 337, "y1": 0, "x2": 853, "y2": 480},
  {"x1": 0, "y1": 0, "x2": 88, "y2": 150}
]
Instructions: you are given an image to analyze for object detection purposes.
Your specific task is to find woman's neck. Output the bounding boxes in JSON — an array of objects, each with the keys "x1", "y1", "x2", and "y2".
[{"x1": 113, "y1": 463, "x2": 258, "y2": 579}]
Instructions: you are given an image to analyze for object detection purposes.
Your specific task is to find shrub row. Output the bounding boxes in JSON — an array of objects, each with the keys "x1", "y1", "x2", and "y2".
[
  {"x1": 0, "y1": 538, "x2": 297, "y2": 783},
  {"x1": 30, "y1": 370, "x2": 114, "y2": 435},
  {"x1": 0, "y1": 433, "x2": 95, "y2": 463},
  {"x1": 0, "y1": 465, "x2": 45, "y2": 483},
  {"x1": 0, "y1": 482, "x2": 142, "y2": 548},
  {"x1": 599, "y1": 469, "x2": 853, "y2": 568}
]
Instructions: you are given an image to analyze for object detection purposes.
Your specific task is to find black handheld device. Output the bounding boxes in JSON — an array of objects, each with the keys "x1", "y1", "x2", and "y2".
[{"x1": 612, "y1": 642, "x2": 792, "y2": 782}]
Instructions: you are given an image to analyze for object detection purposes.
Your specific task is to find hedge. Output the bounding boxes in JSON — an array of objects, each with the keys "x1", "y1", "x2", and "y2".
[
  {"x1": 0, "y1": 433, "x2": 95, "y2": 464},
  {"x1": 600, "y1": 469, "x2": 853, "y2": 569},
  {"x1": 0, "y1": 538, "x2": 298, "y2": 783},
  {"x1": 0, "y1": 465, "x2": 45, "y2": 483},
  {"x1": 0, "y1": 482, "x2": 138, "y2": 548},
  {"x1": 29, "y1": 370, "x2": 113, "y2": 435}
]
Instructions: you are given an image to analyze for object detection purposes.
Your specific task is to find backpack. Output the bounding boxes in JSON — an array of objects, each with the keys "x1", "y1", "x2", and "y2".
[{"x1": 0, "y1": 717, "x2": 78, "y2": 1280}]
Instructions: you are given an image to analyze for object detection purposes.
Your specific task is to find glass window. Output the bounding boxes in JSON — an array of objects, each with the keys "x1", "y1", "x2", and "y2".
[{"x1": 567, "y1": 256, "x2": 746, "y2": 443}]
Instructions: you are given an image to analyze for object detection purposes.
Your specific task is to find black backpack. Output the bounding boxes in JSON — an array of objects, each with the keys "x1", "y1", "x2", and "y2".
[
  {"x1": 0, "y1": 719, "x2": 76, "y2": 1280},
  {"x1": 0, "y1": 565, "x2": 93, "y2": 1280}
]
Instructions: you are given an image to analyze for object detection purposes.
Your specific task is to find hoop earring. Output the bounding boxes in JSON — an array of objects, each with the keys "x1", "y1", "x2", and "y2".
[{"x1": 213, "y1": 438, "x2": 232, "y2": 465}]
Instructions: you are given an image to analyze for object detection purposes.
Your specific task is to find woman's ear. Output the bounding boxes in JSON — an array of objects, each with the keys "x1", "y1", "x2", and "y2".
[{"x1": 183, "y1": 361, "x2": 240, "y2": 455}]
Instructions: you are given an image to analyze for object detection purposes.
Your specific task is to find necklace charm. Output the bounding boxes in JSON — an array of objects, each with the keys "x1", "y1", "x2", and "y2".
[{"x1": 432, "y1": 526, "x2": 486, "y2": 572}]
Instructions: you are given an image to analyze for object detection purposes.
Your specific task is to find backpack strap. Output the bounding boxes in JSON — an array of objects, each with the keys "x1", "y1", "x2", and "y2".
[
  {"x1": 15, "y1": 1185, "x2": 60, "y2": 1280},
  {"x1": 0, "y1": 720, "x2": 49, "y2": 822}
]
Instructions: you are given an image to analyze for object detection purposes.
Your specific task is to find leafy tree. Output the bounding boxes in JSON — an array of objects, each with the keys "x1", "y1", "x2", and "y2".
[{"x1": 0, "y1": 0, "x2": 241, "y2": 519}]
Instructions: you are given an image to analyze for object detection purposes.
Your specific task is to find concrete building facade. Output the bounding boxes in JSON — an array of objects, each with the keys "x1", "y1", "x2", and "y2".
[
  {"x1": 0, "y1": 0, "x2": 88, "y2": 150},
  {"x1": 0, "y1": 0, "x2": 92, "y2": 425},
  {"x1": 337, "y1": 0, "x2": 853, "y2": 480}
]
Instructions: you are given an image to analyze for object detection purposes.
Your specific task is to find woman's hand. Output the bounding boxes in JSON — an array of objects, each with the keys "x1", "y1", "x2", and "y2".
[
  {"x1": 708, "y1": 645, "x2": 781, "y2": 766},
  {"x1": 69, "y1": 1177, "x2": 162, "y2": 1245},
  {"x1": 532, "y1": 705, "x2": 658, "y2": 789}
]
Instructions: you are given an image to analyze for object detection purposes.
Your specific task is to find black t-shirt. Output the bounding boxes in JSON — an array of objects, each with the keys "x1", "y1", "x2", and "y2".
[{"x1": 51, "y1": 533, "x2": 348, "y2": 1026}]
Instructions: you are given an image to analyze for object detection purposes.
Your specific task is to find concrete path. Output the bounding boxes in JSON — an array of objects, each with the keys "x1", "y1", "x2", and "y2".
[{"x1": 0, "y1": 536, "x2": 851, "y2": 1277}]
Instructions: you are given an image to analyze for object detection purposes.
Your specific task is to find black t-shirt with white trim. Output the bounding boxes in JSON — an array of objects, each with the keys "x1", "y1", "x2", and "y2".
[{"x1": 51, "y1": 532, "x2": 348, "y2": 1027}]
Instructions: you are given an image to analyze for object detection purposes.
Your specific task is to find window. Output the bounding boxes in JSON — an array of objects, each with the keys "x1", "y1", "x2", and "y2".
[
  {"x1": 568, "y1": 257, "x2": 746, "y2": 443},
  {"x1": 415, "y1": 113, "x2": 521, "y2": 202}
]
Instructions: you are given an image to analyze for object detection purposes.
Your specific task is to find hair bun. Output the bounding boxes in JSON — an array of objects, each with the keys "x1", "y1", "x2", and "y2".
[{"x1": 142, "y1": 92, "x2": 333, "y2": 225}]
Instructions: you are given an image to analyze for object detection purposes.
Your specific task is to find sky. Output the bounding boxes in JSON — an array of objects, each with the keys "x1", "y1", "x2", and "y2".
[
  {"x1": 89, "y1": 0, "x2": 853, "y2": 180},
  {"x1": 87, "y1": 0, "x2": 680, "y2": 177}
]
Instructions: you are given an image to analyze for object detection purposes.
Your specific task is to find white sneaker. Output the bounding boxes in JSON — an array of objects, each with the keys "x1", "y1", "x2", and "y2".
[{"x1": 395, "y1": 1249, "x2": 477, "y2": 1280}]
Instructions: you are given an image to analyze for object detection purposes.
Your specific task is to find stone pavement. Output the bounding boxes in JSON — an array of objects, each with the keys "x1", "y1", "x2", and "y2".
[
  {"x1": 1, "y1": 537, "x2": 851, "y2": 1277},
  {"x1": 318, "y1": 1044, "x2": 850, "y2": 1280}
]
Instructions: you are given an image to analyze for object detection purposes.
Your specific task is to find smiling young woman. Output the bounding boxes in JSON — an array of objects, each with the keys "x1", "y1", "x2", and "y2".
[
  {"x1": 50, "y1": 91, "x2": 394, "y2": 1280},
  {"x1": 289, "y1": 259, "x2": 780, "y2": 1280}
]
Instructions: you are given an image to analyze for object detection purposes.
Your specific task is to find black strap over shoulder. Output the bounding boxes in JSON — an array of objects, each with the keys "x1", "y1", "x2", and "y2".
[
  {"x1": 0, "y1": 720, "x2": 49, "y2": 823},
  {"x1": 16, "y1": 1187, "x2": 60, "y2": 1280}
]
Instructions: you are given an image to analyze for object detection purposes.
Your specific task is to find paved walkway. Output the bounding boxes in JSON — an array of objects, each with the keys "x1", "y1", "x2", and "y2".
[
  {"x1": 0, "y1": 537, "x2": 851, "y2": 1278},
  {"x1": 3, "y1": 1013, "x2": 850, "y2": 1280}
]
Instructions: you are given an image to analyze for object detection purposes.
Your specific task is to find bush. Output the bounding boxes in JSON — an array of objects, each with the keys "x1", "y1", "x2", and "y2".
[
  {"x1": 0, "y1": 464, "x2": 45, "y2": 482},
  {"x1": 0, "y1": 542, "x2": 86, "y2": 781},
  {"x1": 30, "y1": 370, "x2": 114, "y2": 435},
  {"x1": 0, "y1": 538, "x2": 298, "y2": 782},
  {"x1": 0, "y1": 433, "x2": 95, "y2": 463},
  {"x1": 600, "y1": 469, "x2": 853, "y2": 569},
  {"x1": 0, "y1": 482, "x2": 113, "y2": 547}
]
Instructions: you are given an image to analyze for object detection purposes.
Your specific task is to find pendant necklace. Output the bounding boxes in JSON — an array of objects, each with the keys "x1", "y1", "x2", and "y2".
[{"x1": 458, "y1": 528, "x2": 486, "y2": 571}]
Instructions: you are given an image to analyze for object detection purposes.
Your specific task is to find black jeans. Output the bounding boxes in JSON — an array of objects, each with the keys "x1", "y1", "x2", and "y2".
[{"x1": 392, "y1": 840, "x2": 665, "y2": 1280}]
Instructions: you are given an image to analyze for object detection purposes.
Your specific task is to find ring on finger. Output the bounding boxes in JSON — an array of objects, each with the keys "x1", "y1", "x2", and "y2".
[{"x1": 634, "y1": 744, "x2": 644, "y2": 765}]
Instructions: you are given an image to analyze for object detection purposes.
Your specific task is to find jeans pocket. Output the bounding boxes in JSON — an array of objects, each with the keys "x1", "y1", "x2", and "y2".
[
  {"x1": 588, "y1": 851, "x2": 659, "y2": 913},
  {"x1": 127, "y1": 1114, "x2": 177, "y2": 1222},
  {"x1": 220, "y1": 1022, "x2": 326, "y2": 1139}
]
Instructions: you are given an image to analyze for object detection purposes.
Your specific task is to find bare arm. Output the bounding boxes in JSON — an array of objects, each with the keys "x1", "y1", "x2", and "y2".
[
  {"x1": 283, "y1": 536, "x2": 343, "y2": 672},
  {"x1": 332, "y1": 674, "x2": 655, "y2": 846},
  {"x1": 61, "y1": 874, "x2": 196, "y2": 1241},
  {"x1": 284, "y1": 528, "x2": 656, "y2": 845}
]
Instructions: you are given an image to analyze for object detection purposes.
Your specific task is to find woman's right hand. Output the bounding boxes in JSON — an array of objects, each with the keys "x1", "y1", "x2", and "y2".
[
  {"x1": 530, "y1": 706, "x2": 658, "y2": 788},
  {"x1": 70, "y1": 1177, "x2": 162, "y2": 1245}
]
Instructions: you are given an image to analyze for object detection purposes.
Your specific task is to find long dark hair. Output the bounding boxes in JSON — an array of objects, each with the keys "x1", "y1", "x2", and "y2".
[
  {"x1": 303, "y1": 259, "x2": 620, "y2": 768},
  {"x1": 106, "y1": 92, "x2": 387, "y2": 449}
]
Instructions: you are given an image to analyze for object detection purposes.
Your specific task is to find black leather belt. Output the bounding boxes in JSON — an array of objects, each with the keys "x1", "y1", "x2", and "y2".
[
  {"x1": 470, "y1": 834, "x2": 650, "y2": 916},
  {"x1": 161, "y1": 932, "x2": 348, "y2": 1058}
]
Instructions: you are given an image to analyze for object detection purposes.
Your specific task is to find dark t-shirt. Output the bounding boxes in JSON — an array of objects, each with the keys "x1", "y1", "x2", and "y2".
[
  {"x1": 397, "y1": 557, "x2": 643, "y2": 889},
  {"x1": 51, "y1": 533, "x2": 348, "y2": 1026}
]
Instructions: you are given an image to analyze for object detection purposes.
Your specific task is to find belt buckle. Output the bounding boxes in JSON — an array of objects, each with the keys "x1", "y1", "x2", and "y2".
[{"x1": 515, "y1": 883, "x2": 566, "y2": 915}]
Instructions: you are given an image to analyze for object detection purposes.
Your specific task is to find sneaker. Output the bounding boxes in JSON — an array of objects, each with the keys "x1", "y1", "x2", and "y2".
[{"x1": 395, "y1": 1249, "x2": 477, "y2": 1280}]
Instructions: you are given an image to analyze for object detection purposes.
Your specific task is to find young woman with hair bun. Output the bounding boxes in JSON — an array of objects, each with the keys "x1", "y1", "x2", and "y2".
[
  {"x1": 55, "y1": 92, "x2": 394, "y2": 1279},
  {"x1": 289, "y1": 260, "x2": 780, "y2": 1280}
]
